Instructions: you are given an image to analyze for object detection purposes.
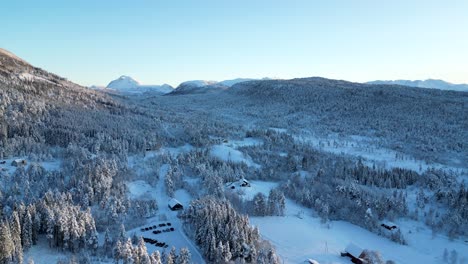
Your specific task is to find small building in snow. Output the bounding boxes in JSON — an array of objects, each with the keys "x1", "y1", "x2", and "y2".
[
  {"x1": 226, "y1": 178, "x2": 251, "y2": 190},
  {"x1": 11, "y1": 159, "x2": 27, "y2": 167},
  {"x1": 381, "y1": 222, "x2": 398, "y2": 231},
  {"x1": 240, "y1": 178, "x2": 250, "y2": 187},
  {"x1": 341, "y1": 243, "x2": 367, "y2": 264},
  {"x1": 168, "y1": 198, "x2": 183, "y2": 211}
]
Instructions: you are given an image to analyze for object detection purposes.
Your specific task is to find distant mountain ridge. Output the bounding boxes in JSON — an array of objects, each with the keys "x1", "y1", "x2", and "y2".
[
  {"x1": 367, "y1": 79, "x2": 468, "y2": 92},
  {"x1": 167, "y1": 78, "x2": 270, "y2": 95},
  {"x1": 95, "y1": 77, "x2": 271, "y2": 96}
]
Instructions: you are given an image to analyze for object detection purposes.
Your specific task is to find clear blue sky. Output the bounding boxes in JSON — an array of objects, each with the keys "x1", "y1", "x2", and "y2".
[{"x1": 1, "y1": 0, "x2": 467, "y2": 87}]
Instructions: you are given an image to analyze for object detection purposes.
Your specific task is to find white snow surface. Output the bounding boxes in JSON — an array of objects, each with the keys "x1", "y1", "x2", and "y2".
[
  {"x1": 24, "y1": 237, "x2": 69, "y2": 264},
  {"x1": 0, "y1": 156, "x2": 61, "y2": 175},
  {"x1": 210, "y1": 138, "x2": 262, "y2": 168},
  {"x1": 226, "y1": 180, "x2": 278, "y2": 200},
  {"x1": 178, "y1": 80, "x2": 218, "y2": 87},
  {"x1": 125, "y1": 161, "x2": 204, "y2": 263},
  {"x1": 249, "y1": 182, "x2": 468, "y2": 264},
  {"x1": 107, "y1": 75, "x2": 140, "y2": 89}
]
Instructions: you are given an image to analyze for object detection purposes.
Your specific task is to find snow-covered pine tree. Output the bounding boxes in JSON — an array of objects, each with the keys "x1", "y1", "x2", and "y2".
[
  {"x1": 122, "y1": 238, "x2": 134, "y2": 264},
  {"x1": 21, "y1": 210, "x2": 33, "y2": 250},
  {"x1": 103, "y1": 228, "x2": 113, "y2": 257},
  {"x1": 168, "y1": 247, "x2": 177, "y2": 264},
  {"x1": 137, "y1": 237, "x2": 151, "y2": 264},
  {"x1": 0, "y1": 221, "x2": 14, "y2": 264},
  {"x1": 10, "y1": 211, "x2": 24, "y2": 264},
  {"x1": 150, "y1": 250, "x2": 162, "y2": 264},
  {"x1": 177, "y1": 247, "x2": 191, "y2": 264}
]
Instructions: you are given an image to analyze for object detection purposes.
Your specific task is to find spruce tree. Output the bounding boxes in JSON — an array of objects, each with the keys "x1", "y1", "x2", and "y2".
[
  {"x1": 177, "y1": 248, "x2": 191, "y2": 264},
  {"x1": 0, "y1": 221, "x2": 14, "y2": 264},
  {"x1": 21, "y1": 211, "x2": 33, "y2": 250}
]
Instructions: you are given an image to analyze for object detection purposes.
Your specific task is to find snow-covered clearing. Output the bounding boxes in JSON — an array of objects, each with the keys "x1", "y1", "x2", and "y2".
[
  {"x1": 269, "y1": 127, "x2": 288, "y2": 133},
  {"x1": 126, "y1": 164, "x2": 204, "y2": 263},
  {"x1": 23, "y1": 237, "x2": 69, "y2": 264},
  {"x1": 226, "y1": 180, "x2": 278, "y2": 200},
  {"x1": 0, "y1": 156, "x2": 61, "y2": 175},
  {"x1": 128, "y1": 144, "x2": 194, "y2": 168},
  {"x1": 210, "y1": 138, "x2": 262, "y2": 168},
  {"x1": 249, "y1": 183, "x2": 468, "y2": 264}
]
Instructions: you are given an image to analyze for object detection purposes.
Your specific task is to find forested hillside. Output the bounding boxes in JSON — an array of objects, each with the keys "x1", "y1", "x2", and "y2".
[{"x1": 0, "y1": 49, "x2": 466, "y2": 264}]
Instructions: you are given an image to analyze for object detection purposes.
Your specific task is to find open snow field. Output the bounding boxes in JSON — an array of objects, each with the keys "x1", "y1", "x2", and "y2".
[
  {"x1": 226, "y1": 180, "x2": 279, "y2": 200},
  {"x1": 249, "y1": 182, "x2": 468, "y2": 264},
  {"x1": 210, "y1": 138, "x2": 262, "y2": 168}
]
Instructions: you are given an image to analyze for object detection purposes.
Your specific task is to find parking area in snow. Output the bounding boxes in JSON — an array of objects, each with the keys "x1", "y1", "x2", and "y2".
[{"x1": 126, "y1": 162, "x2": 204, "y2": 263}]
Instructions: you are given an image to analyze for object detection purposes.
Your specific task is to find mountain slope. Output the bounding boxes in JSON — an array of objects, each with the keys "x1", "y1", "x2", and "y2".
[
  {"x1": 0, "y1": 48, "x2": 130, "y2": 156},
  {"x1": 168, "y1": 81, "x2": 228, "y2": 95},
  {"x1": 367, "y1": 79, "x2": 468, "y2": 92},
  {"x1": 223, "y1": 77, "x2": 467, "y2": 164}
]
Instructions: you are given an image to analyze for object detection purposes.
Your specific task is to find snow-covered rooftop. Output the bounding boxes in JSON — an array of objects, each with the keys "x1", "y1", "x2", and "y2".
[
  {"x1": 168, "y1": 198, "x2": 182, "y2": 208},
  {"x1": 345, "y1": 243, "x2": 364, "y2": 258}
]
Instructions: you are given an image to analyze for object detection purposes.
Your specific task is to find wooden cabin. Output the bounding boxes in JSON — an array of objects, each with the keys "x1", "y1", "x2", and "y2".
[
  {"x1": 341, "y1": 243, "x2": 368, "y2": 264},
  {"x1": 11, "y1": 159, "x2": 27, "y2": 167},
  {"x1": 168, "y1": 198, "x2": 183, "y2": 211}
]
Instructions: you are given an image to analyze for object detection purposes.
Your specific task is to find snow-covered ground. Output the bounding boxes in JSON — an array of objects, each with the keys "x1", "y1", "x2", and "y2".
[
  {"x1": 23, "y1": 237, "x2": 69, "y2": 264},
  {"x1": 249, "y1": 182, "x2": 468, "y2": 264},
  {"x1": 295, "y1": 133, "x2": 467, "y2": 178},
  {"x1": 226, "y1": 180, "x2": 278, "y2": 200},
  {"x1": 210, "y1": 138, "x2": 262, "y2": 168},
  {"x1": 0, "y1": 156, "x2": 61, "y2": 175},
  {"x1": 126, "y1": 163, "x2": 205, "y2": 263},
  {"x1": 128, "y1": 144, "x2": 194, "y2": 169}
]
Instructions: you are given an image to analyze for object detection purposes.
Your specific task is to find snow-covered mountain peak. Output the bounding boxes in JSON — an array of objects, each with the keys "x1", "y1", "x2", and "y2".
[
  {"x1": 107, "y1": 75, "x2": 140, "y2": 89},
  {"x1": 101, "y1": 76, "x2": 173, "y2": 94}
]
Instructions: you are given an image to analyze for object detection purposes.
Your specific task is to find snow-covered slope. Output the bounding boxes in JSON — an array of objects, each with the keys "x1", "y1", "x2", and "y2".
[
  {"x1": 367, "y1": 79, "x2": 468, "y2": 92},
  {"x1": 219, "y1": 78, "x2": 255, "y2": 87},
  {"x1": 178, "y1": 80, "x2": 218, "y2": 87},
  {"x1": 169, "y1": 81, "x2": 228, "y2": 95},
  {"x1": 0, "y1": 48, "x2": 29, "y2": 64},
  {"x1": 103, "y1": 75, "x2": 174, "y2": 94}
]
